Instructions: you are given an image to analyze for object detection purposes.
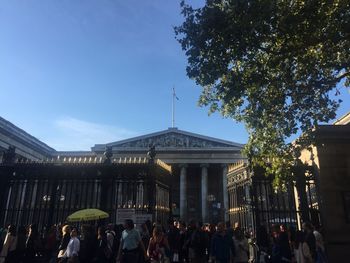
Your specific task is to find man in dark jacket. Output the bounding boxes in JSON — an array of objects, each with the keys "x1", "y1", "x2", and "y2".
[
  {"x1": 166, "y1": 219, "x2": 180, "y2": 262},
  {"x1": 210, "y1": 222, "x2": 235, "y2": 263}
]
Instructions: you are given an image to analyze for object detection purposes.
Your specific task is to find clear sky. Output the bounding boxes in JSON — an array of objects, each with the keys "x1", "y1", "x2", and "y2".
[{"x1": 0, "y1": 1, "x2": 349, "y2": 151}]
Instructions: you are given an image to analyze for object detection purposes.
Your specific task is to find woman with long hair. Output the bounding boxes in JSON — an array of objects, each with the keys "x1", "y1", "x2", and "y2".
[
  {"x1": 57, "y1": 225, "x2": 71, "y2": 262},
  {"x1": 147, "y1": 225, "x2": 170, "y2": 263}
]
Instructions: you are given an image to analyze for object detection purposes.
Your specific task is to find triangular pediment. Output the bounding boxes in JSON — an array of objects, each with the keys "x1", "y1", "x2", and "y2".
[{"x1": 92, "y1": 128, "x2": 243, "y2": 152}]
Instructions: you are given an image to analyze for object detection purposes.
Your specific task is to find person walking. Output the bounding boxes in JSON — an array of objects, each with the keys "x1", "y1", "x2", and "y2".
[
  {"x1": 117, "y1": 219, "x2": 147, "y2": 263},
  {"x1": 25, "y1": 224, "x2": 41, "y2": 263},
  {"x1": 233, "y1": 228, "x2": 248, "y2": 263},
  {"x1": 210, "y1": 222, "x2": 235, "y2": 263},
  {"x1": 186, "y1": 220, "x2": 208, "y2": 263}
]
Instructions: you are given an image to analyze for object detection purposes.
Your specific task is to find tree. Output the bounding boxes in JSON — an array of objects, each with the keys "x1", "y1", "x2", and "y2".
[{"x1": 175, "y1": 0, "x2": 350, "y2": 186}]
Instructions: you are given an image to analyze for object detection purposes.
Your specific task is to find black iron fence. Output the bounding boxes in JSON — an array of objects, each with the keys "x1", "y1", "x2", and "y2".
[
  {"x1": 228, "y1": 174, "x2": 320, "y2": 233},
  {"x1": 0, "y1": 164, "x2": 170, "y2": 229}
]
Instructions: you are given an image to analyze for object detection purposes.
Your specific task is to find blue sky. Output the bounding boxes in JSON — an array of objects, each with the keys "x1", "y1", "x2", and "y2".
[{"x1": 0, "y1": 1, "x2": 349, "y2": 151}]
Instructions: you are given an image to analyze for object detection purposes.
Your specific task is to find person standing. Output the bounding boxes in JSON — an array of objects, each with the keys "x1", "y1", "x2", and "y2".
[
  {"x1": 93, "y1": 226, "x2": 109, "y2": 263},
  {"x1": 313, "y1": 227, "x2": 327, "y2": 263},
  {"x1": 178, "y1": 222, "x2": 188, "y2": 263},
  {"x1": 117, "y1": 219, "x2": 147, "y2": 263},
  {"x1": 166, "y1": 220, "x2": 180, "y2": 263},
  {"x1": 186, "y1": 220, "x2": 208, "y2": 263},
  {"x1": 147, "y1": 225, "x2": 170, "y2": 263},
  {"x1": 25, "y1": 224, "x2": 41, "y2": 263},
  {"x1": 45, "y1": 226, "x2": 57, "y2": 263},
  {"x1": 105, "y1": 224, "x2": 117, "y2": 262},
  {"x1": 57, "y1": 225, "x2": 71, "y2": 263},
  {"x1": 233, "y1": 228, "x2": 248, "y2": 263},
  {"x1": 79, "y1": 224, "x2": 97, "y2": 263},
  {"x1": 140, "y1": 224, "x2": 150, "y2": 249},
  {"x1": 294, "y1": 230, "x2": 313, "y2": 263},
  {"x1": 303, "y1": 222, "x2": 316, "y2": 263},
  {"x1": 210, "y1": 222, "x2": 235, "y2": 263},
  {"x1": 279, "y1": 224, "x2": 292, "y2": 262},
  {"x1": 270, "y1": 224, "x2": 281, "y2": 263}
]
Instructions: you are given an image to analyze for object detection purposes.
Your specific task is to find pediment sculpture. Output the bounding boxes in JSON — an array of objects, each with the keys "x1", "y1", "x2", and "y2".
[{"x1": 117, "y1": 133, "x2": 231, "y2": 148}]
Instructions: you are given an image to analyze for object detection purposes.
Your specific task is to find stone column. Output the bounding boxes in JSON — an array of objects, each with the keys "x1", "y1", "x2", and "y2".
[
  {"x1": 179, "y1": 164, "x2": 187, "y2": 220},
  {"x1": 222, "y1": 164, "x2": 229, "y2": 222},
  {"x1": 201, "y1": 164, "x2": 209, "y2": 223}
]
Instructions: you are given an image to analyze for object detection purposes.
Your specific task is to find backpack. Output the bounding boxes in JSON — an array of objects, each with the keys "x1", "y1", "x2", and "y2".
[{"x1": 105, "y1": 231, "x2": 117, "y2": 258}]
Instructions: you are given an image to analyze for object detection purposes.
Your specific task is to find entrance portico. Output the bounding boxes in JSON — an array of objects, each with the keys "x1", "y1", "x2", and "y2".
[{"x1": 92, "y1": 127, "x2": 244, "y2": 222}]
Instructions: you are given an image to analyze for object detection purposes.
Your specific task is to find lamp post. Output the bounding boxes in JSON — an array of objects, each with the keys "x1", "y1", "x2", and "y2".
[{"x1": 147, "y1": 145, "x2": 156, "y2": 220}]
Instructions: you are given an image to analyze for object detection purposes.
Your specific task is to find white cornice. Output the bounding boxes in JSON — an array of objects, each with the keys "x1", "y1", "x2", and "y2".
[{"x1": 334, "y1": 111, "x2": 350, "y2": 125}]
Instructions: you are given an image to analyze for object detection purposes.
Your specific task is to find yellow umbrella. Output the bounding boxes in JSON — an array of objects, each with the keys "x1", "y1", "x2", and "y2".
[{"x1": 66, "y1": 208, "x2": 109, "y2": 222}]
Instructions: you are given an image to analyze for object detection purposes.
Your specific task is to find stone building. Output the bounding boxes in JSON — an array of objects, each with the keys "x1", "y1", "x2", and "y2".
[
  {"x1": 298, "y1": 112, "x2": 350, "y2": 262},
  {"x1": 0, "y1": 116, "x2": 244, "y2": 227},
  {"x1": 227, "y1": 111, "x2": 350, "y2": 263}
]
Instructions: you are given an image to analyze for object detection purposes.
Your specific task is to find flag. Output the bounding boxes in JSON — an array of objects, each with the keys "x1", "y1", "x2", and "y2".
[{"x1": 173, "y1": 87, "x2": 179, "y2": 100}]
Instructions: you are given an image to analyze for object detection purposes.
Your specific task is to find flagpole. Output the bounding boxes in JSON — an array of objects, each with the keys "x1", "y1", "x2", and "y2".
[{"x1": 172, "y1": 87, "x2": 175, "y2": 128}]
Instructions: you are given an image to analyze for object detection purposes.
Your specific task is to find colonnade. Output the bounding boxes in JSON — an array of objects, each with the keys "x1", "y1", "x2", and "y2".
[{"x1": 179, "y1": 164, "x2": 229, "y2": 223}]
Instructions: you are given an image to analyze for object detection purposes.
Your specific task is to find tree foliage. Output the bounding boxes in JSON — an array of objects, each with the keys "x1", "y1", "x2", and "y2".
[{"x1": 175, "y1": 0, "x2": 350, "y2": 185}]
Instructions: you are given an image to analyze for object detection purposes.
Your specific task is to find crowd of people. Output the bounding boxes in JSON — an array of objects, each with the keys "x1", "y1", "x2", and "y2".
[{"x1": 0, "y1": 219, "x2": 327, "y2": 263}]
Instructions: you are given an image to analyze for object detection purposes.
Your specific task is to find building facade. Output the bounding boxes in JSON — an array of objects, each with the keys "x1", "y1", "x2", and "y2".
[{"x1": 0, "y1": 117, "x2": 244, "y2": 226}]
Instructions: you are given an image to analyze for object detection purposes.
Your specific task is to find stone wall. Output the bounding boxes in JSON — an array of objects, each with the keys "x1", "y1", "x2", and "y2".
[{"x1": 300, "y1": 125, "x2": 350, "y2": 262}]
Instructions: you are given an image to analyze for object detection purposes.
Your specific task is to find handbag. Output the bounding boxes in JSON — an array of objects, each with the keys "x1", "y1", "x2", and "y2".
[{"x1": 58, "y1": 249, "x2": 66, "y2": 258}]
